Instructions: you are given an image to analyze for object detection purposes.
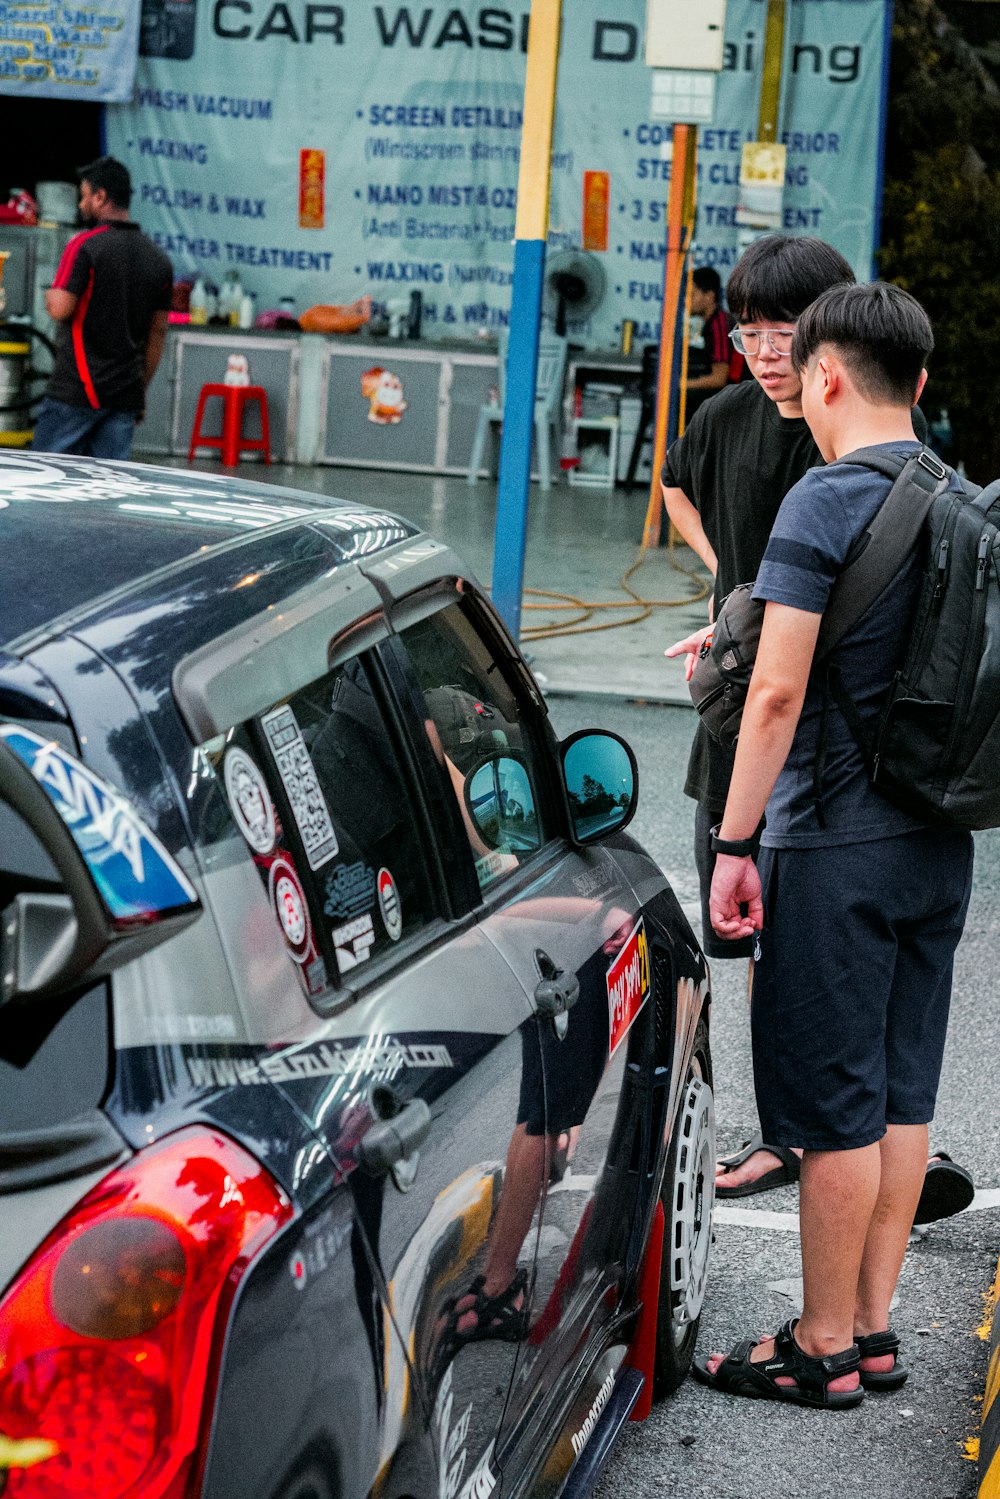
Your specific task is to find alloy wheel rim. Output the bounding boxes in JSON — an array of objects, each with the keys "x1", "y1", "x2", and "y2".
[{"x1": 669, "y1": 1073, "x2": 715, "y2": 1343}]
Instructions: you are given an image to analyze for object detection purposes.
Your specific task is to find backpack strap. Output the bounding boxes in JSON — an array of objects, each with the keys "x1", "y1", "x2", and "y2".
[
  {"x1": 809, "y1": 447, "x2": 951, "y2": 824},
  {"x1": 826, "y1": 660, "x2": 877, "y2": 767},
  {"x1": 816, "y1": 447, "x2": 951, "y2": 658}
]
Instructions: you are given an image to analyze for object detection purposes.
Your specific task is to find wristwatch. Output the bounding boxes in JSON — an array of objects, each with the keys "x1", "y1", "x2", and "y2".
[{"x1": 709, "y1": 824, "x2": 757, "y2": 858}]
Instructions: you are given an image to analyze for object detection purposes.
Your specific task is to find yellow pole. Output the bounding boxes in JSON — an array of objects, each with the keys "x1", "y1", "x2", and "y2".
[
  {"x1": 758, "y1": 0, "x2": 787, "y2": 143},
  {"x1": 642, "y1": 122, "x2": 698, "y2": 549},
  {"x1": 513, "y1": 0, "x2": 560, "y2": 244}
]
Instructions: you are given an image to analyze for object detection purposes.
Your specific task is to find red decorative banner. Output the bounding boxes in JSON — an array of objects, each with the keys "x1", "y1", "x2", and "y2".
[
  {"x1": 606, "y1": 918, "x2": 650, "y2": 1057},
  {"x1": 582, "y1": 170, "x2": 610, "y2": 252},
  {"x1": 299, "y1": 148, "x2": 326, "y2": 230}
]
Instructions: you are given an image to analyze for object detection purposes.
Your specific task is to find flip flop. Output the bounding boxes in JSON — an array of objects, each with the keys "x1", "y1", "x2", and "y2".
[
  {"x1": 913, "y1": 1152, "x2": 975, "y2": 1226},
  {"x1": 715, "y1": 1131, "x2": 801, "y2": 1199}
]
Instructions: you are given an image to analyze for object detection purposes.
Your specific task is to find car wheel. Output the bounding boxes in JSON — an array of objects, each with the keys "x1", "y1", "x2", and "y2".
[{"x1": 653, "y1": 1018, "x2": 714, "y2": 1399}]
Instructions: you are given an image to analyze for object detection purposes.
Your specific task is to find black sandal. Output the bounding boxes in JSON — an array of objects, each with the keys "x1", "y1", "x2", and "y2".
[
  {"x1": 914, "y1": 1152, "x2": 975, "y2": 1226},
  {"x1": 856, "y1": 1329, "x2": 907, "y2": 1391},
  {"x1": 716, "y1": 1131, "x2": 801, "y2": 1199},
  {"x1": 439, "y1": 1268, "x2": 529, "y2": 1348},
  {"x1": 692, "y1": 1318, "x2": 864, "y2": 1410}
]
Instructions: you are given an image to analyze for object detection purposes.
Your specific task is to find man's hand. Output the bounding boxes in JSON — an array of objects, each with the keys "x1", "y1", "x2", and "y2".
[
  {"x1": 665, "y1": 623, "x2": 712, "y2": 683},
  {"x1": 709, "y1": 853, "x2": 763, "y2": 939}
]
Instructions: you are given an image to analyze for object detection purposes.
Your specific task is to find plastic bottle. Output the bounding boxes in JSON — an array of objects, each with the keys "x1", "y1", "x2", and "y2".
[
  {"x1": 189, "y1": 275, "x2": 208, "y2": 325},
  {"x1": 228, "y1": 272, "x2": 244, "y2": 327},
  {"x1": 238, "y1": 290, "x2": 257, "y2": 330}
]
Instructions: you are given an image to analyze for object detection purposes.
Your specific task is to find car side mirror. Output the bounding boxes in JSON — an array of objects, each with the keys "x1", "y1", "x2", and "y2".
[
  {"x1": 0, "y1": 725, "x2": 201, "y2": 1008},
  {"x1": 464, "y1": 754, "x2": 541, "y2": 854},
  {"x1": 560, "y1": 730, "x2": 638, "y2": 846}
]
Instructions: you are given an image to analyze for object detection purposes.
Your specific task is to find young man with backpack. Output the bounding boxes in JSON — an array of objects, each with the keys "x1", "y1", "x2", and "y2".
[
  {"x1": 665, "y1": 236, "x2": 972, "y2": 1223},
  {"x1": 693, "y1": 280, "x2": 975, "y2": 1409}
]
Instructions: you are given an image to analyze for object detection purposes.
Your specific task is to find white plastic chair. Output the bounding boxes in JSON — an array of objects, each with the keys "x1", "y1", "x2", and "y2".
[{"x1": 467, "y1": 329, "x2": 567, "y2": 491}]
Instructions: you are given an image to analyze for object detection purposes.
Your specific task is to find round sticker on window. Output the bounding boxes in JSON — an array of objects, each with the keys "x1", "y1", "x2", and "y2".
[
  {"x1": 224, "y1": 748, "x2": 276, "y2": 855},
  {"x1": 269, "y1": 856, "x2": 311, "y2": 964},
  {"x1": 377, "y1": 867, "x2": 402, "y2": 941}
]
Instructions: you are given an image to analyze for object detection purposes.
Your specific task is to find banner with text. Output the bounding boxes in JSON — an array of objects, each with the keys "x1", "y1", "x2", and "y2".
[
  {"x1": 0, "y1": 1, "x2": 140, "y2": 103},
  {"x1": 105, "y1": 0, "x2": 889, "y2": 347}
]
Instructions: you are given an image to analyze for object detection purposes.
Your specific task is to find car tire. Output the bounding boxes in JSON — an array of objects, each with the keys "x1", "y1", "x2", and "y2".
[{"x1": 652, "y1": 1017, "x2": 715, "y2": 1400}]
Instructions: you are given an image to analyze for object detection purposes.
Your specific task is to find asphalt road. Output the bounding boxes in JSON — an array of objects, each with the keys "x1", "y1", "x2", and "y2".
[{"x1": 548, "y1": 695, "x2": 1000, "y2": 1499}]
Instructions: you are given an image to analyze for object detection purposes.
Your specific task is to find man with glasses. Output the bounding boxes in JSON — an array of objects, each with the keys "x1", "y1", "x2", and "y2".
[
  {"x1": 664, "y1": 235, "x2": 854, "y2": 1015},
  {"x1": 662, "y1": 236, "x2": 972, "y2": 1222}
]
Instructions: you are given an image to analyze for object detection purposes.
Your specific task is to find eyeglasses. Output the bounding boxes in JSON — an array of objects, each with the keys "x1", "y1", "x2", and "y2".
[{"x1": 729, "y1": 327, "x2": 796, "y2": 355}]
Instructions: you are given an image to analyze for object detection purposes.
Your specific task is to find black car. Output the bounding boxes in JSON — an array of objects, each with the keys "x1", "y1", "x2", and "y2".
[{"x1": 0, "y1": 453, "x2": 714, "y2": 1499}]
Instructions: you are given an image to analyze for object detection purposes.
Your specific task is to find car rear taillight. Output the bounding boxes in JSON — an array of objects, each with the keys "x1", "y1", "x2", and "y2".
[{"x1": 0, "y1": 1126, "x2": 294, "y2": 1499}]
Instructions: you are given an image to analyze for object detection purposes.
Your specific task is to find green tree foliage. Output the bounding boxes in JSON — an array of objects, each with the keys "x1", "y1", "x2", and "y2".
[{"x1": 878, "y1": 0, "x2": 1000, "y2": 480}]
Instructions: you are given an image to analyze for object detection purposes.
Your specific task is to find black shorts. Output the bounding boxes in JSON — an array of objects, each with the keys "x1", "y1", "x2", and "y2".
[
  {"x1": 751, "y1": 827, "x2": 974, "y2": 1151},
  {"x1": 694, "y1": 801, "x2": 755, "y2": 961}
]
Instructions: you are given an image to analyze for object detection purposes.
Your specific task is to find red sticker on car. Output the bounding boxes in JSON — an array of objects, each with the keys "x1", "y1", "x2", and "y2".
[
  {"x1": 268, "y1": 855, "x2": 312, "y2": 965},
  {"x1": 606, "y1": 918, "x2": 650, "y2": 1057},
  {"x1": 377, "y1": 867, "x2": 402, "y2": 941}
]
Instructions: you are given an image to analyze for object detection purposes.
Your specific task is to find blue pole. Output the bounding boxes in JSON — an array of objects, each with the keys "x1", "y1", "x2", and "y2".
[
  {"x1": 490, "y1": 0, "x2": 562, "y2": 640},
  {"x1": 491, "y1": 240, "x2": 545, "y2": 635}
]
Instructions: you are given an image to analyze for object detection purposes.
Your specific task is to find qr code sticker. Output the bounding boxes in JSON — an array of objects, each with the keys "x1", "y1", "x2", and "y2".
[{"x1": 261, "y1": 705, "x2": 339, "y2": 870}]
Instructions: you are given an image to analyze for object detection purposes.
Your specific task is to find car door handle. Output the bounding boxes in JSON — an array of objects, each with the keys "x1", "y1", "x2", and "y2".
[
  {"x1": 533, "y1": 966, "x2": 580, "y2": 1019},
  {"x1": 358, "y1": 1098, "x2": 432, "y2": 1178}
]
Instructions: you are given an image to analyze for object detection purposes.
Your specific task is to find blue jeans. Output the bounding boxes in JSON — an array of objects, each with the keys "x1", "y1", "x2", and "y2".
[{"x1": 33, "y1": 398, "x2": 138, "y2": 460}]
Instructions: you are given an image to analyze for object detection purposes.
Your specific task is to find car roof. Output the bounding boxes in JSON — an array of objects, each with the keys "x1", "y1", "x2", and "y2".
[{"x1": 0, "y1": 453, "x2": 422, "y2": 650}]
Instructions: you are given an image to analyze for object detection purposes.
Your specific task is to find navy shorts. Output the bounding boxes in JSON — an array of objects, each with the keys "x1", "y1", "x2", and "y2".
[
  {"x1": 694, "y1": 801, "x2": 755, "y2": 961},
  {"x1": 751, "y1": 827, "x2": 974, "y2": 1151}
]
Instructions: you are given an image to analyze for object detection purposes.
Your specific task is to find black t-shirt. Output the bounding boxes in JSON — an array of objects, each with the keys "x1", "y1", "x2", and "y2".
[
  {"x1": 46, "y1": 221, "x2": 173, "y2": 412},
  {"x1": 662, "y1": 380, "x2": 821, "y2": 813}
]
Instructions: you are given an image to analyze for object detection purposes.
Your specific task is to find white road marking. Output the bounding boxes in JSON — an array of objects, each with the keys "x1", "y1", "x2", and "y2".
[
  {"x1": 714, "y1": 1190, "x2": 1000, "y2": 1236},
  {"x1": 714, "y1": 1205, "x2": 799, "y2": 1232},
  {"x1": 548, "y1": 1178, "x2": 1000, "y2": 1219},
  {"x1": 548, "y1": 1172, "x2": 596, "y2": 1194}
]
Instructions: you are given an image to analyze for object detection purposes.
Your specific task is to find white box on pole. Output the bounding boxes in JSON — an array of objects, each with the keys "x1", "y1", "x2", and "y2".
[{"x1": 645, "y1": 0, "x2": 728, "y2": 71}]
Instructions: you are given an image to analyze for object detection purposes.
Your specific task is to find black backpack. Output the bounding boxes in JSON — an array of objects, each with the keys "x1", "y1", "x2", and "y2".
[{"x1": 689, "y1": 446, "x2": 1000, "y2": 830}]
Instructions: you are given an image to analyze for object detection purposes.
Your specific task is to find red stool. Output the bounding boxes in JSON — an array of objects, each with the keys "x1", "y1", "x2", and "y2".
[{"x1": 188, "y1": 384, "x2": 271, "y2": 467}]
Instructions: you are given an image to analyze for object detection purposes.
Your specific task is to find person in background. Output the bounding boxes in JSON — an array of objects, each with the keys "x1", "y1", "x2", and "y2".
[
  {"x1": 32, "y1": 156, "x2": 172, "y2": 461},
  {"x1": 685, "y1": 266, "x2": 735, "y2": 417}
]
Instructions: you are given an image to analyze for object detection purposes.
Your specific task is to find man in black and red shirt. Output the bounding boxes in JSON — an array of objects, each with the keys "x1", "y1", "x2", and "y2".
[
  {"x1": 33, "y1": 157, "x2": 172, "y2": 460},
  {"x1": 685, "y1": 265, "x2": 739, "y2": 419}
]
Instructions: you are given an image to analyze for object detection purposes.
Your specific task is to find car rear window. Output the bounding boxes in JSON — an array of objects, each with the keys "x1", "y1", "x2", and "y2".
[{"x1": 212, "y1": 653, "x2": 436, "y2": 999}]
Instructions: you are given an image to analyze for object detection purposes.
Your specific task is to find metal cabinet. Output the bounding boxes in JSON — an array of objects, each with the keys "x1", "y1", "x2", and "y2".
[{"x1": 319, "y1": 340, "x2": 497, "y2": 475}]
